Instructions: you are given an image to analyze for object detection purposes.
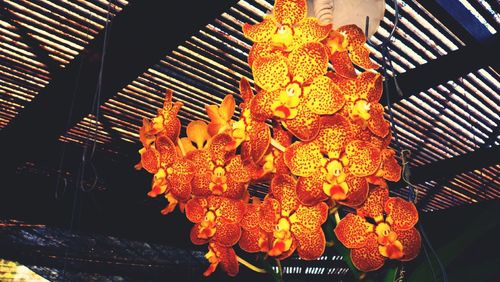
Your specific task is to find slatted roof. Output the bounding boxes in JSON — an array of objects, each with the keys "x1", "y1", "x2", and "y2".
[
  {"x1": 0, "y1": 0, "x2": 128, "y2": 129},
  {"x1": 54, "y1": 0, "x2": 500, "y2": 211}
]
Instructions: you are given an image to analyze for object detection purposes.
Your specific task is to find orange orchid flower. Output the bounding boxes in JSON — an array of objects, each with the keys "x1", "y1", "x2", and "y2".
[
  {"x1": 184, "y1": 130, "x2": 250, "y2": 199},
  {"x1": 284, "y1": 115, "x2": 382, "y2": 206},
  {"x1": 250, "y1": 42, "x2": 344, "y2": 141},
  {"x1": 139, "y1": 134, "x2": 195, "y2": 214},
  {"x1": 203, "y1": 242, "x2": 239, "y2": 277},
  {"x1": 329, "y1": 71, "x2": 390, "y2": 138},
  {"x1": 239, "y1": 197, "x2": 272, "y2": 254},
  {"x1": 185, "y1": 196, "x2": 245, "y2": 247},
  {"x1": 335, "y1": 185, "x2": 421, "y2": 272},
  {"x1": 259, "y1": 174, "x2": 329, "y2": 260},
  {"x1": 243, "y1": 0, "x2": 332, "y2": 58},
  {"x1": 324, "y1": 25, "x2": 379, "y2": 79},
  {"x1": 146, "y1": 89, "x2": 183, "y2": 142},
  {"x1": 206, "y1": 94, "x2": 236, "y2": 137}
]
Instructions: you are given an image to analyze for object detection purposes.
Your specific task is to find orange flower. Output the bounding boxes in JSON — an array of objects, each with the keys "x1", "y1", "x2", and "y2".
[
  {"x1": 206, "y1": 94, "x2": 236, "y2": 136},
  {"x1": 182, "y1": 124, "x2": 250, "y2": 198},
  {"x1": 284, "y1": 115, "x2": 381, "y2": 206},
  {"x1": 329, "y1": 71, "x2": 390, "y2": 138},
  {"x1": 203, "y1": 242, "x2": 239, "y2": 277},
  {"x1": 238, "y1": 198, "x2": 272, "y2": 254},
  {"x1": 334, "y1": 186, "x2": 421, "y2": 272},
  {"x1": 146, "y1": 89, "x2": 183, "y2": 142},
  {"x1": 324, "y1": 25, "x2": 379, "y2": 79},
  {"x1": 243, "y1": 0, "x2": 332, "y2": 57},
  {"x1": 185, "y1": 196, "x2": 245, "y2": 247},
  {"x1": 249, "y1": 42, "x2": 344, "y2": 141},
  {"x1": 259, "y1": 174, "x2": 329, "y2": 260},
  {"x1": 139, "y1": 134, "x2": 195, "y2": 214}
]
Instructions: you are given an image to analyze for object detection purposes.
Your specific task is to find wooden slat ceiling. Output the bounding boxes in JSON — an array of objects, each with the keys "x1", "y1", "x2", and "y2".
[
  {"x1": 20, "y1": 0, "x2": 500, "y2": 211},
  {"x1": 0, "y1": 0, "x2": 128, "y2": 129}
]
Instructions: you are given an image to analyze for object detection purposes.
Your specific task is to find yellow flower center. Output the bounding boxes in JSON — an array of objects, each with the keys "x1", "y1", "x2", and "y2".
[
  {"x1": 271, "y1": 25, "x2": 293, "y2": 49},
  {"x1": 325, "y1": 30, "x2": 349, "y2": 54},
  {"x1": 375, "y1": 221, "x2": 404, "y2": 259},
  {"x1": 321, "y1": 155, "x2": 350, "y2": 201},
  {"x1": 271, "y1": 82, "x2": 302, "y2": 119},
  {"x1": 352, "y1": 99, "x2": 371, "y2": 120},
  {"x1": 199, "y1": 210, "x2": 217, "y2": 239},
  {"x1": 209, "y1": 166, "x2": 228, "y2": 195},
  {"x1": 269, "y1": 217, "x2": 293, "y2": 257}
]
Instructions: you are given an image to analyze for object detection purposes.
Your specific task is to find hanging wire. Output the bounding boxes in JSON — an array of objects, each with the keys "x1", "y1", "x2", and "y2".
[{"x1": 378, "y1": 1, "x2": 448, "y2": 281}]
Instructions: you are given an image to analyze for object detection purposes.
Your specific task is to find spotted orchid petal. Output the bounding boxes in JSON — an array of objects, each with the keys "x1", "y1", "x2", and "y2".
[
  {"x1": 385, "y1": 197, "x2": 419, "y2": 231},
  {"x1": 290, "y1": 202, "x2": 328, "y2": 232},
  {"x1": 330, "y1": 50, "x2": 357, "y2": 79},
  {"x1": 273, "y1": 0, "x2": 307, "y2": 26},
  {"x1": 239, "y1": 228, "x2": 262, "y2": 253},
  {"x1": 305, "y1": 76, "x2": 345, "y2": 115},
  {"x1": 284, "y1": 141, "x2": 323, "y2": 177},
  {"x1": 296, "y1": 172, "x2": 329, "y2": 206},
  {"x1": 185, "y1": 197, "x2": 208, "y2": 223},
  {"x1": 337, "y1": 25, "x2": 379, "y2": 70},
  {"x1": 345, "y1": 140, "x2": 381, "y2": 177},
  {"x1": 334, "y1": 213, "x2": 373, "y2": 248},
  {"x1": 155, "y1": 135, "x2": 177, "y2": 167},
  {"x1": 367, "y1": 103, "x2": 390, "y2": 138},
  {"x1": 350, "y1": 233, "x2": 386, "y2": 272},
  {"x1": 283, "y1": 103, "x2": 321, "y2": 141},
  {"x1": 242, "y1": 17, "x2": 277, "y2": 43},
  {"x1": 206, "y1": 95, "x2": 235, "y2": 136},
  {"x1": 247, "y1": 42, "x2": 284, "y2": 68},
  {"x1": 248, "y1": 121, "x2": 271, "y2": 163},
  {"x1": 340, "y1": 174, "x2": 369, "y2": 207},
  {"x1": 271, "y1": 174, "x2": 300, "y2": 216},
  {"x1": 399, "y1": 227, "x2": 421, "y2": 261},
  {"x1": 260, "y1": 197, "x2": 281, "y2": 233},
  {"x1": 214, "y1": 222, "x2": 242, "y2": 247},
  {"x1": 289, "y1": 42, "x2": 328, "y2": 83},
  {"x1": 315, "y1": 115, "x2": 352, "y2": 156},
  {"x1": 252, "y1": 55, "x2": 289, "y2": 92},
  {"x1": 140, "y1": 147, "x2": 160, "y2": 174},
  {"x1": 294, "y1": 17, "x2": 332, "y2": 44},
  {"x1": 377, "y1": 149, "x2": 402, "y2": 182},
  {"x1": 292, "y1": 224, "x2": 326, "y2": 260},
  {"x1": 357, "y1": 184, "x2": 389, "y2": 219},
  {"x1": 250, "y1": 90, "x2": 280, "y2": 122}
]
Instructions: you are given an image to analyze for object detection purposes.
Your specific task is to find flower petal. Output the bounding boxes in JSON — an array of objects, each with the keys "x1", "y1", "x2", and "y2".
[
  {"x1": 289, "y1": 42, "x2": 328, "y2": 83},
  {"x1": 356, "y1": 184, "x2": 389, "y2": 219},
  {"x1": 260, "y1": 197, "x2": 281, "y2": 233},
  {"x1": 330, "y1": 50, "x2": 357, "y2": 79},
  {"x1": 338, "y1": 25, "x2": 379, "y2": 70},
  {"x1": 191, "y1": 172, "x2": 212, "y2": 197},
  {"x1": 190, "y1": 223, "x2": 209, "y2": 245},
  {"x1": 248, "y1": 42, "x2": 283, "y2": 68},
  {"x1": 293, "y1": 225, "x2": 326, "y2": 260},
  {"x1": 290, "y1": 202, "x2": 328, "y2": 232},
  {"x1": 345, "y1": 140, "x2": 381, "y2": 177},
  {"x1": 366, "y1": 72, "x2": 383, "y2": 102},
  {"x1": 350, "y1": 233, "x2": 386, "y2": 272},
  {"x1": 155, "y1": 135, "x2": 177, "y2": 166},
  {"x1": 284, "y1": 141, "x2": 323, "y2": 177},
  {"x1": 217, "y1": 197, "x2": 246, "y2": 224},
  {"x1": 241, "y1": 203, "x2": 260, "y2": 231},
  {"x1": 214, "y1": 222, "x2": 242, "y2": 247},
  {"x1": 399, "y1": 227, "x2": 421, "y2": 261},
  {"x1": 224, "y1": 176, "x2": 247, "y2": 199},
  {"x1": 271, "y1": 174, "x2": 299, "y2": 216},
  {"x1": 315, "y1": 114, "x2": 352, "y2": 156},
  {"x1": 225, "y1": 156, "x2": 251, "y2": 183},
  {"x1": 305, "y1": 76, "x2": 345, "y2": 115},
  {"x1": 239, "y1": 229, "x2": 262, "y2": 253},
  {"x1": 208, "y1": 133, "x2": 235, "y2": 163},
  {"x1": 252, "y1": 55, "x2": 289, "y2": 92},
  {"x1": 250, "y1": 90, "x2": 280, "y2": 121},
  {"x1": 187, "y1": 120, "x2": 210, "y2": 149},
  {"x1": 295, "y1": 18, "x2": 332, "y2": 43},
  {"x1": 169, "y1": 158, "x2": 195, "y2": 184},
  {"x1": 242, "y1": 17, "x2": 276, "y2": 42},
  {"x1": 168, "y1": 181, "x2": 191, "y2": 203},
  {"x1": 367, "y1": 103, "x2": 390, "y2": 138},
  {"x1": 215, "y1": 244, "x2": 239, "y2": 277},
  {"x1": 283, "y1": 104, "x2": 321, "y2": 141},
  {"x1": 334, "y1": 213, "x2": 373, "y2": 248},
  {"x1": 296, "y1": 173, "x2": 329, "y2": 206},
  {"x1": 239, "y1": 77, "x2": 254, "y2": 103},
  {"x1": 185, "y1": 197, "x2": 208, "y2": 223},
  {"x1": 385, "y1": 197, "x2": 419, "y2": 231},
  {"x1": 248, "y1": 121, "x2": 271, "y2": 163},
  {"x1": 340, "y1": 174, "x2": 369, "y2": 207},
  {"x1": 378, "y1": 149, "x2": 401, "y2": 182},
  {"x1": 140, "y1": 147, "x2": 160, "y2": 174},
  {"x1": 273, "y1": 0, "x2": 306, "y2": 26}
]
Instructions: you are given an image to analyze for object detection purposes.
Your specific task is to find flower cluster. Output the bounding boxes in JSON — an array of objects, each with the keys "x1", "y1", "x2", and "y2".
[{"x1": 137, "y1": 0, "x2": 420, "y2": 277}]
